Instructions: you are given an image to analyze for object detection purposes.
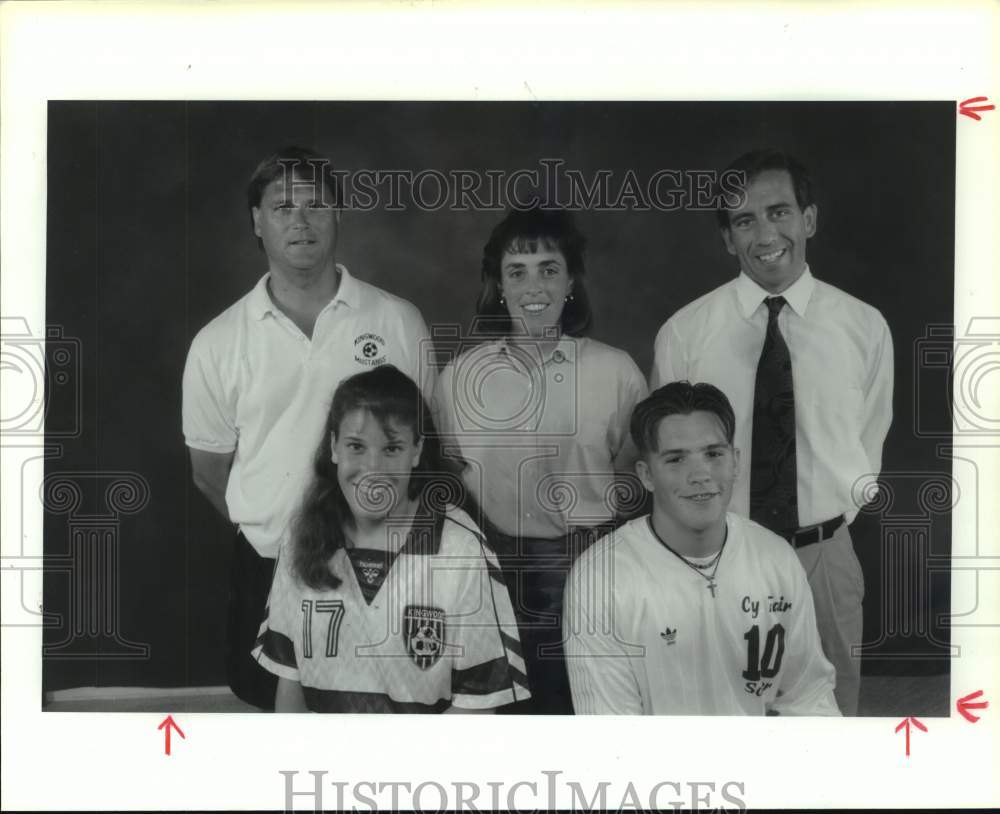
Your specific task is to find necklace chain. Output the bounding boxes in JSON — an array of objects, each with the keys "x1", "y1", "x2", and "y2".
[
  {"x1": 647, "y1": 517, "x2": 727, "y2": 598},
  {"x1": 688, "y1": 548, "x2": 724, "y2": 570}
]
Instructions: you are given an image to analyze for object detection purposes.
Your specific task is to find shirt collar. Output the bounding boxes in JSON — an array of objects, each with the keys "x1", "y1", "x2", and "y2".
[
  {"x1": 399, "y1": 509, "x2": 445, "y2": 556},
  {"x1": 331, "y1": 264, "x2": 360, "y2": 310},
  {"x1": 247, "y1": 273, "x2": 275, "y2": 321},
  {"x1": 497, "y1": 334, "x2": 579, "y2": 367},
  {"x1": 248, "y1": 264, "x2": 358, "y2": 321},
  {"x1": 735, "y1": 265, "x2": 815, "y2": 319}
]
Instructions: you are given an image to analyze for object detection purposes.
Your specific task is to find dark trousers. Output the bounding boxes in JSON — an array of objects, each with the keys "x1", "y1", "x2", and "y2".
[
  {"x1": 488, "y1": 522, "x2": 611, "y2": 715},
  {"x1": 225, "y1": 531, "x2": 278, "y2": 711}
]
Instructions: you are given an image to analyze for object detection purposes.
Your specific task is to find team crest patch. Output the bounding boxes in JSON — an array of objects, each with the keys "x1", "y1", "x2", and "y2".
[
  {"x1": 354, "y1": 332, "x2": 387, "y2": 367},
  {"x1": 403, "y1": 605, "x2": 445, "y2": 670}
]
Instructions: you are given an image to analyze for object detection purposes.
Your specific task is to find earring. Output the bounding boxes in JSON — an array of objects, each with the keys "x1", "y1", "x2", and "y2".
[
  {"x1": 565, "y1": 293, "x2": 575, "y2": 302},
  {"x1": 499, "y1": 295, "x2": 506, "y2": 306}
]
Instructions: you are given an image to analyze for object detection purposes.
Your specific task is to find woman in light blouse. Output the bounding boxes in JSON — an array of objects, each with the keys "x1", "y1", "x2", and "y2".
[{"x1": 433, "y1": 206, "x2": 647, "y2": 714}]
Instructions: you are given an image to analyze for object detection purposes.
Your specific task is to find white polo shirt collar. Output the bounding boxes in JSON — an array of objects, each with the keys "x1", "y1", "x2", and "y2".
[{"x1": 246, "y1": 264, "x2": 361, "y2": 321}]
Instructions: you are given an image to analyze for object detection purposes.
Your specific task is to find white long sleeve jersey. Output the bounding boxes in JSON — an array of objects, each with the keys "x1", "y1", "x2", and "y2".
[{"x1": 564, "y1": 513, "x2": 840, "y2": 716}]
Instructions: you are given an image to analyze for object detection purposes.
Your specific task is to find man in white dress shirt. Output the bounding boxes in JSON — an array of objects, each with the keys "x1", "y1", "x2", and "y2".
[{"x1": 650, "y1": 149, "x2": 894, "y2": 715}]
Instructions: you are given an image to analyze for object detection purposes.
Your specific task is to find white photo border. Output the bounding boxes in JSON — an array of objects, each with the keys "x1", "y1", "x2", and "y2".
[{"x1": 1, "y1": 1, "x2": 998, "y2": 811}]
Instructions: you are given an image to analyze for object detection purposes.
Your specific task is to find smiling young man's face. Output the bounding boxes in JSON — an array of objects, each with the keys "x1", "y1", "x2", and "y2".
[
  {"x1": 722, "y1": 168, "x2": 817, "y2": 294},
  {"x1": 637, "y1": 410, "x2": 739, "y2": 541}
]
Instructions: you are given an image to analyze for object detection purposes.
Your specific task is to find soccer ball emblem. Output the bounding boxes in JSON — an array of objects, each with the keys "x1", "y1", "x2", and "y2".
[
  {"x1": 362, "y1": 341, "x2": 379, "y2": 358},
  {"x1": 404, "y1": 605, "x2": 445, "y2": 668},
  {"x1": 411, "y1": 624, "x2": 440, "y2": 657}
]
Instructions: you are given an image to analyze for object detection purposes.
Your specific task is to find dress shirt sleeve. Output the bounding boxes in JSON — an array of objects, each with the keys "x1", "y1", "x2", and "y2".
[
  {"x1": 563, "y1": 544, "x2": 644, "y2": 715},
  {"x1": 181, "y1": 329, "x2": 238, "y2": 453},
  {"x1": 650, "y1": 317, "x2": 686, "y2": 391},
  {"x1": 768, "y1": 552, "x2": 840, "y2": 716},
  {"x1": 860, "y1": 313, "x2": 894, "y2": 478}
]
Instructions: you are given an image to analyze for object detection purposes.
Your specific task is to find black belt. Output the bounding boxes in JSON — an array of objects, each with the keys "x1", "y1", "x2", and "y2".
[{"x1": 778, "y1": 515, "x2": 845, "y2": 549}]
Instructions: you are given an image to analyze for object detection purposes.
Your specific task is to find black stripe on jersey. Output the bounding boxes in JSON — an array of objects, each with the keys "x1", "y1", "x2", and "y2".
[
  {"x1": 302, "y1": 687, "x2": 451, "y2": 714},
  {"x1": 485, "y1": 558, "x2": 506, "y2": 587},
  {"x1": 499, "y1": 629, "x2": 523, "y2": 659},
  {"x1": 452, "y1": 655, "x2": 520, "y2": 697},
  {"x1": 258, "y1": 628, "x2": 296, "y2": 669},
  {"x1": 507, "y1": 663, "x2": 529, "y2": 691}
]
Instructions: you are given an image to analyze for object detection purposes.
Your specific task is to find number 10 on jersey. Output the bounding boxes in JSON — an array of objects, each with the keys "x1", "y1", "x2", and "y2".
[{"x1": 742, "y1": 623, "x2": 785, "y2": 696}]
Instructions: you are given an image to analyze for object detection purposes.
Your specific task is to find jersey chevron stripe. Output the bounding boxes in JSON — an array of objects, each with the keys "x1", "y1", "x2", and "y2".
[
  {"x1": 453, "y1": 655, "x2": 515, "y2": 695},
  {"x1": 507, "y1": 663, "x2": 529, "y2": 691},
  {"x1": 259, "y1": 628, "x2": 296, "y2": 668},
  {"x1": 499, "y1": 629, "x2": 523, "y2": 659}
]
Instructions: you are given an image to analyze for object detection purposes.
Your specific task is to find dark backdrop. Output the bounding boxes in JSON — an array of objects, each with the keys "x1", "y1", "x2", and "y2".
[{"x1": 43, "y1": 101, "x2": 954, "y2": 694}]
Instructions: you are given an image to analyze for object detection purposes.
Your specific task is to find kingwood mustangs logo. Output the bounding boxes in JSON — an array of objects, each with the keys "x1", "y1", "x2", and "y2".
[
  {"x1": 354, "y1": 332, "x2": 387, "y2": 367},
  {"x1": 403, "y1": 605, "x2": 445, "y2": 670},
  {"x1": 659, "y1": 627, "x2": 677, "y2": 645}
]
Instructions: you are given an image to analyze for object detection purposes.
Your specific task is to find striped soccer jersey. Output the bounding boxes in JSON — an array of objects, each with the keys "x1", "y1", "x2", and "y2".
[
  {"x1": 564, "y1": 512, "x2": 839, "y2": 716},
  {"x1": 254, "y1": 507, "x2": 529, "y2": 712}
]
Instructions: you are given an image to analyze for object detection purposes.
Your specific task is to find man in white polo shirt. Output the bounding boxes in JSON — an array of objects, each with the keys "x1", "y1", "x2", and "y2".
[
  {"x1": 650, "y1": 149, "x2": 894, "y2": 715},
  {"x1": 182, "y1": 146, "x2": 434, "y2": 709}
]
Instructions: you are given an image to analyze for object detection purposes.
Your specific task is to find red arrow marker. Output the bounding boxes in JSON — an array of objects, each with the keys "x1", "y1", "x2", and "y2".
[
  {"x1": 157, "y1": 715, "x2": 185, "y2": 756},
  {"x1": 956, "y1": 689, "x2": 988, "y2": 723},
  {"x1": 894, "y1": 716, "x2": 927, "y2": 757},
  {"x1": 958, "y1": 97, "x2": 995, "y2": 121}
]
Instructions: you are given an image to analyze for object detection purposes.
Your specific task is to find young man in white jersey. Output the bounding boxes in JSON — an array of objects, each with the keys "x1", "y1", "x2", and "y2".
[{"x1": 563, "y1": 381, "x2": 838, "y2": 715}]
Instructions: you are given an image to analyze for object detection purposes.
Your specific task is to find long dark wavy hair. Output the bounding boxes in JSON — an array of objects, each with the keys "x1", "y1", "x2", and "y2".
[
  {"x1": 474, "y1": 206, "x2": 593, "y2": 337},
  {"x1": 290, "y1": 365, "x2": 445, "y2": 590}
]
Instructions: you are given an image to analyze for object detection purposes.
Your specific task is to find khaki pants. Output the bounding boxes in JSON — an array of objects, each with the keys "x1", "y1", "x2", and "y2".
[{"x1": 794, "y1": 523, "x2": 864, "y2": 716}]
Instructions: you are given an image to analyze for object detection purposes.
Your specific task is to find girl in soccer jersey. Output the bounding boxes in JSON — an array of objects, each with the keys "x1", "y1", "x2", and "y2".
[
  {"x1": 432, "y1": 206, "x2": 648, "y2": 714},
  {"x1": 253, "y1": 365, "x2": 529, "y2": 713}
]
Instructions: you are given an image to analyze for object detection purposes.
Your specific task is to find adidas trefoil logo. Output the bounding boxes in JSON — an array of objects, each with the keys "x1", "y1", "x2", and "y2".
[{"x1": 659, "y1": 626, "x2": 677, "y2": 645}]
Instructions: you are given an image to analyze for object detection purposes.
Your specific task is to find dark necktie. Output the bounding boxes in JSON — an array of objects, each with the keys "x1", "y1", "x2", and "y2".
[{"x1": 750, "y1": 296, "x2": 799, "y2": 532}]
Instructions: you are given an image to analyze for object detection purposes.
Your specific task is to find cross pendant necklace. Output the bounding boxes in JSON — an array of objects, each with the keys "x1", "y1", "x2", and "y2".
[{"x1": 648, "y1": 517, "x2": 727, "y2": 599}]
